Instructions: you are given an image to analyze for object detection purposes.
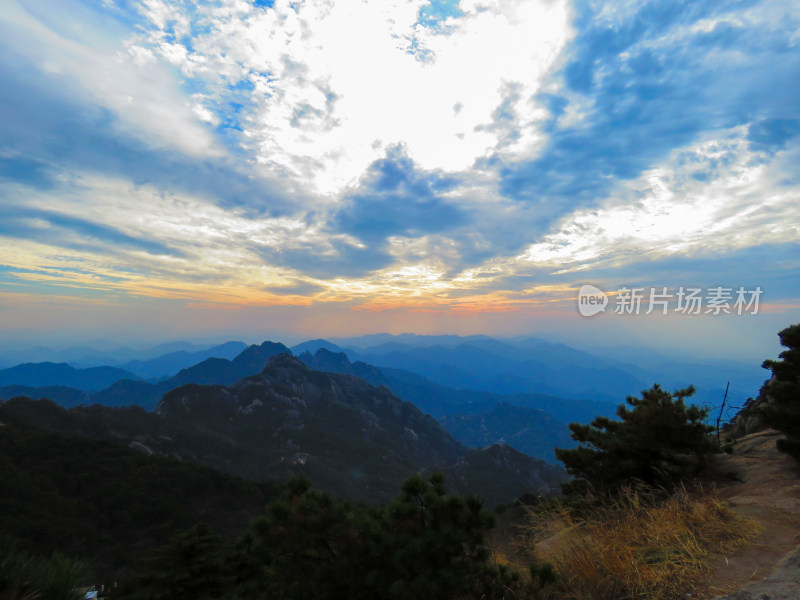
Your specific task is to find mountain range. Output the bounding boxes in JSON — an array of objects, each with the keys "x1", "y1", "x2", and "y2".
[
  {"x1": 113, "y1": 340, "x2": 248, "y2": 378},
  {"x1": 0, "y1": 341, "x2": 291, "y2": 410},
  {"x1": 1, "y1": 334, "x2": 763, "y2": 411},
  {"x1": 306, "y1": 334, "x2": 766, "y2": 416},
  {"x1": 0, "y1": 362, "x2": 140, "y2": 391},
  {"x1": 0, "y1": 340, "x2": 220, "y2": 369},
  {"x1": 1, "y1": 353, "x2": 567, "y2": 506},
  {"x1": 439, "y1": 402, "x2": 575, "y2": 465},
  {"x1": 0, "y1": 332, "x2": 764, "y2": 469},
  {"x1": 297, "y1": 347, "x2": 582, "y2": 462},
  {"x1": 0, "y1": 341, "x2": 599, "y2": 465}
]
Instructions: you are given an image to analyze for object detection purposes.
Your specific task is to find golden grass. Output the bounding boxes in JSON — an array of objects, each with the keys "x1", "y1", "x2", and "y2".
[{"x1": 513, "y1": 486, "x2": 760, "y2": 600}]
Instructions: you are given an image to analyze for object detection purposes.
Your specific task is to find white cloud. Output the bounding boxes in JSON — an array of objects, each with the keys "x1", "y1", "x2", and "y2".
[
  {"x1": 517, "y1": 129, "x2": 800, "y2": 273},
  {"x1": 3, "y1": 0, "x2": 796, "y2": 313},
  {"x1": 0, "y1": 173, "x2": 335, "y2": 298},
  {"x1": 128, "y1": 0, "x2": 574, "y2": 193},
  {"x1": 0, "y1": 0, "x2": 219, "y2": 157}
]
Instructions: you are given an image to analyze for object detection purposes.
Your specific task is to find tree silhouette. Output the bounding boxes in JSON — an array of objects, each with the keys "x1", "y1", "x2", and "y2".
[
  {"x1": 231, "y1": 474, "x2": 519, "y2": 600},
  {"x1": 757, "y1": 323, "x2": 800, "y2": 459},
  {"x1": 555, "y1": 384, "x2": 716, "y2": 491}
]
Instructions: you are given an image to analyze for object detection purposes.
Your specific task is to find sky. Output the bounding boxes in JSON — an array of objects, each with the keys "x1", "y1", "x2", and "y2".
[{"x1": 0, "y1": 0, "x2": 798, "y2": 360}]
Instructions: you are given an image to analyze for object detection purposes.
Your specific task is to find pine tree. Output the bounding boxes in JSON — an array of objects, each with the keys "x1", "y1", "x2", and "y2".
[
  {"x1": 232, "y1": 474, "x2": 520, "y2": 600},
  {"x1": 757, "y1": 324, "x2": 800, "y2": 459},
  {"x1": 232, "y1": 476, "x2": 360, "y2": 600},
  {"x1": 555, "y1": 384, "x2": 716, "y2": 492}
]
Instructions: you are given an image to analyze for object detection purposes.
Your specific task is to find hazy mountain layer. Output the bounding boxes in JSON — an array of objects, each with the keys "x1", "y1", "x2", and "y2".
[
  {"x1": 319, "y1": 334, "x2": 764, "y2": 416},
  {"x1": 117, "y1": 340, "x2": 248, "y2": 378},
  {"x1": 0, "y1": 341, "x2": 291, "y2": 410},
  {"x1": 440, "y1": 402, "x2": 576, "y2": 464},
  {"x1": 298, "y1": 347, "x2": 608, "y2": 463},
  {"x1": 1, "y1": 354, "x2": 567, "y2": 505},
  {"x1": 0, "y1": 362, "x2": 140, "y2": 391}
]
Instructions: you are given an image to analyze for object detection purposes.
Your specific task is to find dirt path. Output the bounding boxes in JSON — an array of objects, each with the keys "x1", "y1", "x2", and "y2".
[{"x1": 701, "y1": 430, "x2": 800, "y2": 599}]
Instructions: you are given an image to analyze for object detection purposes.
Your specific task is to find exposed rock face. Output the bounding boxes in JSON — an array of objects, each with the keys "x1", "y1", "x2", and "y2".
[
  {"x1": 725, "y1": 377, "x2": 774, "y2": 438},
  {"x1": 155, "y1": 353, "x2": 467, "y2": 493}
]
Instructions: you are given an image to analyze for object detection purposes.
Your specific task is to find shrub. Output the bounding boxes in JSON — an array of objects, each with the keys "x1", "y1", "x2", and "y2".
[{"x1": 555, "y1": 384, "x2": 716, "y2": 492}]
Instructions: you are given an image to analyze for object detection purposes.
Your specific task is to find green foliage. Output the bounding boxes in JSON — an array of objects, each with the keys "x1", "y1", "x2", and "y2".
[
  {"x1": 0, "y1": 410, "x2": 275, "y2": 580},
  {"x1": 233, "y1": 479, "x2": 363, "y2": 600},
  {"x1": 237, "y1": 472, "x2": 520, "y2": 599},
  {"x1": 373, "y1": 472, "x2": 514, "y2": 600},
  {"x1": 757, "y1": 323, "x2": 800, "y2": 459},
  {"x1": 555, "y1": 384, "x2": 716, "y2": 491},
  {"x1": 0, "y1": 537, "x2": 86, "y2": 600},
  {"x1": 124, "y1": 474, "x2": 521, "y2": 600}
]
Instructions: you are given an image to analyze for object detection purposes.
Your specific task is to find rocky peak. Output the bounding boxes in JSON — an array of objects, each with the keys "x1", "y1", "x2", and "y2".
[
  {"x1": 260, "y1": 352, "x2": 309, "y2": 376},
  {"x1": 233, "y1": 341, "x2": 292, "y2": 368},
  {"x1": 297, "y1": 348, "x2": 387, "y2": 387},
  {"x1": 725, "y1": 375, "x2": 775, "y2": 438},
  {"x1": 156, "y1": 383, "x2": 234, "y2": 418}
]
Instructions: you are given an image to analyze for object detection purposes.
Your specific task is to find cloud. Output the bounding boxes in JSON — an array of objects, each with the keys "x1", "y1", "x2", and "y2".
[
  {"x1": 0, "y1": 0, "x2": 218, "y2": 157},
  {"x1": 333, "y1": 146, "x2": 465, "y2": 243},
  {"x1": 124, "y1": 0, "x2": 573, "y2": 193},
  {"x1": 0, "y1": 50, "x2": 294, "y2": 217},
  {"x1": 514, "y1": 128, "x2": 800, "y2": 273},
  {"x1": 0, "y1": 0, "x2": 798, "y2": 336},
  {"x1": 0, "y1": 155, "x2": 59, "y2": 190},
  {"x1": 0, "y1": 172, "x2": 330, "y2": 302},
  {"x1": 0, "y1": 203, "x2": 181, "y2": 257},
  {"x1": 499, "y1": 0, "x2": 800, "y2": 214}
]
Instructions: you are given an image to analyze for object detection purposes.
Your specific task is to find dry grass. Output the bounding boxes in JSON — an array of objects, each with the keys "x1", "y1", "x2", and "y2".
[{"x1": 513, "y1": 486, "x2": 759, "y2": 600}]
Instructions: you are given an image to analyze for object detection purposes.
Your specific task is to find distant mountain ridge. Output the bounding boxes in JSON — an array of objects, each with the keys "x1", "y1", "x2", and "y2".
[
  {"x1": 0, "y1": 362, "x2": 141, "y2": 391},
  {"x1": 440, "y1": 402, "x2": 576, "y2": 464},
  {"x1": 297, "y1": 347, "x2": 388, "y2": 386},
  {"x1": 116, "y1": 341, "x2": 248, "y2": 378},
  {"x1": 342, "y1": 341, "x2": 647, "y2": 402},
  {"x1": 296, "y1": 347, "x2": 600, "y2": 463},
  {"x1": 0, "y1": 340, "x2": 213, "y2": 368},
  {"x1": 1, "y1": 340, "x2": 624, "y2": 467},
  {"x1": 168, "y1": 340, "x2": 291, "y2": 386},
  {"x1": 2, "y1": 354, "x2": 567, "y2": 506},
  {"x1": 320, "y1": 334, "x2": 765, "y2": 414},
  {"x1": 0, "y1": 341, "x2": 291, "y2": 409},
  {"x1": 295, "y1": 346, "x2": 599, "y2": 421},
  {"x1": 5, "y1": 333, "x2": 763, "y2": 418},
  {"x1": 2, "y1": 334, "x2": 760, "y2": 470}
]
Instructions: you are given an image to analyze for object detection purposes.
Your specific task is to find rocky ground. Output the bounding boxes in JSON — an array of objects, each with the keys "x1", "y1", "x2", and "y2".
[{"x1": 702, "y1": 430, "x2": 800, "y2": 599}]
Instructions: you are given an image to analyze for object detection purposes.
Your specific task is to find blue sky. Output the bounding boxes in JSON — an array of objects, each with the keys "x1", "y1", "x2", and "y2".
[{"x1": 0, "y1": 0, "x2": 798, "y2": 359}]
